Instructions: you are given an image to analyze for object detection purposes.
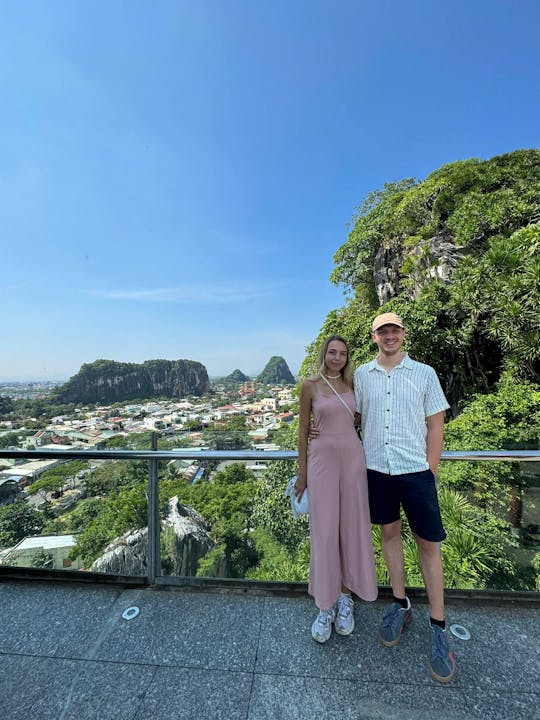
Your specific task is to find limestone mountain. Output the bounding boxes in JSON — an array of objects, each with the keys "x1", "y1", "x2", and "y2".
[
  {"x1": 226, "y1": 369, "x2": 250, "y2": 382},
  {"x1": 257, "y1": 356, "x2": 295, "y2": 384},
  {"x1": 55, "y1": 358, "x2": 210, "y2": 404}
]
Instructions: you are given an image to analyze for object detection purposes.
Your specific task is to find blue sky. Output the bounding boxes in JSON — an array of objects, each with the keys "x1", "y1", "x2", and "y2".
[{"x1": 1, "y1": 0, "x2": 538, "y2": 381}]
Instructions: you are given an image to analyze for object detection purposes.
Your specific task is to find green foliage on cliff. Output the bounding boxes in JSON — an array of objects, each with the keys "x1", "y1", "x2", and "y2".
[
  {"x1": 71, "y1": 484, "x2": 148, "y2": 566},
  {"x1": 302, "y1": 150, "x2": 540, "y2": 411},
  {"x1": 440, "y1": 375, "x2": 540, "y2": 537},
  {"x1": 55, "y1": 358, "x2": 210, "y2": 404},
  {"x1": 257, "y1": 356, "x2": 295, "y2": 384},
  {"x1": 168, "y1": 463, "x2": 258, "y2": 578}
]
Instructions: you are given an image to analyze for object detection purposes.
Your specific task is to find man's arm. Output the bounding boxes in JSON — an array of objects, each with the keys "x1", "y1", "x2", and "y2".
[{"x1": 426, "y1": 411, "x2": 445, "y2": 475}]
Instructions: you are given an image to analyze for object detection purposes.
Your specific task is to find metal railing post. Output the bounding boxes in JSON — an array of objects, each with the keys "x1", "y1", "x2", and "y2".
[{"x1": 147, "y1": 432, "x2": 161, "y2": 584}]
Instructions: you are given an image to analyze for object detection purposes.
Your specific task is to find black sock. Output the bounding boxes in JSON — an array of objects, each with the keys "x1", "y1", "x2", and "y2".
[
  {"x1": 430, "y1": 617, "x2": 446, "y2": 629},
  {"x1": 393, "y1": 595, "x2": 408, "y2": 609}
]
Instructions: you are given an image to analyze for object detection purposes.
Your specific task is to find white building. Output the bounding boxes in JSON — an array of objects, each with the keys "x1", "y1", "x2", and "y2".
[{"x1": 3, "y1": 534, "x2": 81, "y2": 570}]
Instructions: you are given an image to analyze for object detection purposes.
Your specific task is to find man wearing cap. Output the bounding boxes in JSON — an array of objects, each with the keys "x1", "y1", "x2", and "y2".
[{"x1": 355, "y1": 312, "x2": 455, "y2": 682}]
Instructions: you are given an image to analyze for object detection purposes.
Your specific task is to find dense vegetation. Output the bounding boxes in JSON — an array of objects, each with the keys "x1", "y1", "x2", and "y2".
[{"x1": 301, "y1": 151, "x2": 539, "y2": 404}]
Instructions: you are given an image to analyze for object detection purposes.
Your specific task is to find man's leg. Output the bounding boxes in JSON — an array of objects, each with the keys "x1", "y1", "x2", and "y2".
[
  {"x1": 378, "y1": 519, "x2": 412, "y2": 646},
  {"x1": 414, "y1": 533, "x2": 455, "y2": 682},
  {"x1": 413, "y1": 534, "x2": 444, "y2": 620},
  {"x1": 381, "y1": 519, "x2": 405, "y2": 597}
]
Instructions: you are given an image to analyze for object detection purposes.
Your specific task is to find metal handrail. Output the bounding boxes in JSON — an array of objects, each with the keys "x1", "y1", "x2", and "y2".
[{"x1": 1, "y1": 448, "x2": 539, "y2": 461}]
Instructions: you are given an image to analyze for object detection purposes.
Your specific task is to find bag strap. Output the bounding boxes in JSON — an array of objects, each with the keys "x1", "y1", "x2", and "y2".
[{"x1": 319, "y1": 374, "x2": 355, "y2": 419}]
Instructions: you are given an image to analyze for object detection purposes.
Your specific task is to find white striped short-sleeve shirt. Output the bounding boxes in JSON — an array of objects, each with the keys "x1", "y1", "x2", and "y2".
[{"x1": 354, "y1": 353, "x2": 450, "y2": 475}]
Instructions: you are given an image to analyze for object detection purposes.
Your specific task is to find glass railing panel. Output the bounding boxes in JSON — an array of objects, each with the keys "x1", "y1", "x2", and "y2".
[
  {"x1": 0, "y1": 455, "x2": 148, "y2": 576},
  {"x1": 157, "y1": 457, "x2": 306, "y2": 582},
  {"x1": 157, "y1": 454, "x2": 540, "y2": 592},
  {"x1": 1, "y1": 445, "x2": 539, "y2": 592},
  {"x1": 435, "y1": 458, "x2": 539, "y2": 592}
]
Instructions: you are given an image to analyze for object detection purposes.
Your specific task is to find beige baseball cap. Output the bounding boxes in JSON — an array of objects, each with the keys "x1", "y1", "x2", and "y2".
[{"x1": 371, "y1": 312, "x2": 404, "y2": 332}]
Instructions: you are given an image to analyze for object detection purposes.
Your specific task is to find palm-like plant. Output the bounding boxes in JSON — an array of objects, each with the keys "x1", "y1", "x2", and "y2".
[{"x1": 371, "y1": 487, "x2": 518, "y2": 591}]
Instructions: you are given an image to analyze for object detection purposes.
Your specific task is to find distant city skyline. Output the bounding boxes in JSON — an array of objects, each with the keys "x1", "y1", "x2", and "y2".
[{"x1": 1, "y1": 1, "x2": 539, "y2": 382}]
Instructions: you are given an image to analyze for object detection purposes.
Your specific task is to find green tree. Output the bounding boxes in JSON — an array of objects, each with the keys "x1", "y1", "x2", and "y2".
[
  {"x1": 31, "y1": 549, "x2": 54, "y2": 569},
  {"x1": 64, "y1": 497, "x2": 105, "y2": 532},
  {"x1": 442, "y1": 375, "x2": 540, "y2": 529},
  {"x1": 532, "y1": 553, "x2": 540, "y2": 592},
  {"x1": 251, "y1": 461, "x2": 307, "y2": 553},
  {"x1": 0, "y1": 502, "x2": 45, "y2": 546},
  {"x1": 0, "y1": 431, "x2": 21, "y2": 448},
  {"x1": 84, "y1": 460, "x2": 147, "y2": 496},
  {"x1": 25, "y1": 475, "x2": 65, "y2": 502},
  {"x1": 247, "y1": 529, "x2": 310, "y2": 581},
  {"x1": 70, "y1": 484, "x2": 148, "y2": 566},
  {"x1": 26, "y1": 461, "x2": 87, "y2": 501},
  {"x1": 164, "y1": 464, "x2": 258, "y2": 578},
  {"x1": 0, "y1": 396, "x2": 14, "y2": 417},
  {"x1": 203, "y1": 418, "x2": 250, "y2": 450},
  {"x1": 269, "y1": 418, "x2": 299, "y2": 450}
]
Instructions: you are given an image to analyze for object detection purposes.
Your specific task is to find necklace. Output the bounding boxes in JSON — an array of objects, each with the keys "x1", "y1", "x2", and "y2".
[{"x1": 323, "y1": 373, "x2": 341, "y2": 379}]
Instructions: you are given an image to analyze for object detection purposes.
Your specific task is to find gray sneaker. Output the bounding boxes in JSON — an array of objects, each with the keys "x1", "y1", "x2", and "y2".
[
  {"x1": 311, "y1": 605, "x2": 336, "y2": 643},
  {"x1": 378, "y1": 598, "x2": 412, "y2": 647},
  {"x1": 335, "y1": 593, "x2": 355, "y2": 636},
  {"x1": 429, "y1": 623, "x2": 456, "y2": 682}
]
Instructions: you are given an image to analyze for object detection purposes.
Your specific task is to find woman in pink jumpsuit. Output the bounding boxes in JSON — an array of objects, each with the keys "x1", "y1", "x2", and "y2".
[{"x1": 296, "y1": 335, "x2": 377, "y2": 643}]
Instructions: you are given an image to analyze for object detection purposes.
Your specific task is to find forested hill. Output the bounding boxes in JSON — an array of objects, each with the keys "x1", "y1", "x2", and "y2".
[
  {"x1": 55, "y1": 359, "x2": 210, "y2": 404},
  {"x1": 257, "y1": 356, "x2": 295, "y2": 384},
  {"x1": 226, "y1": 369, "x2": 249, "y2": 382},
  {"x1": 301, "y1": 149, "x2": 540, "y2": 414}
]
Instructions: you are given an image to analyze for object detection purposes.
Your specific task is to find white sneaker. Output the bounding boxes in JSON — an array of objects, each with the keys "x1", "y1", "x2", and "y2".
[
  {"x1": 311, "y1": 606, "x2": 336, "y2": 643},
  {"x1": 335, "y1": 593, "x2": 355, "y2": 636}
]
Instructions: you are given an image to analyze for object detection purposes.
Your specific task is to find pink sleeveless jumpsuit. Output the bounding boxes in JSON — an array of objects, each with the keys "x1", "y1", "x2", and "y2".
[{"x1": 307, "y1": 389, "x2": 378, "y2": 609}]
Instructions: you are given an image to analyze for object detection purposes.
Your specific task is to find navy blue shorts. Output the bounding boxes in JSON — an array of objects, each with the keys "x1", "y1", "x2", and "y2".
[{"x1": 367, "y1": 468, "x2": 446, "y2": 542}]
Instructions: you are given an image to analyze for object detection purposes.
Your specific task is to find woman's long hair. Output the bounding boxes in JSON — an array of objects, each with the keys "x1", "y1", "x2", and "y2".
[{"x1": 317, "y1": 334, "x2": 353, "y2": 385}]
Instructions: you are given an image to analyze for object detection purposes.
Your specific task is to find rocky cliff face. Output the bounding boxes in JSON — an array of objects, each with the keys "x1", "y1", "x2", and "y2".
[
  {"x1": 161, "y1": 498, "x2": 216, "y2": 576},
  {"x1": 89, "y1": 498, "x2": 215, "y2": 577},
  {"x1": 56, "y1": 358, "x2": 210, "y2": 404},
  {"x1": 374, "y1": 234, "x2": 465, "y2": 304},
  {"x1": 90, "y1": 527, "x2": 149, "y2": 576}
]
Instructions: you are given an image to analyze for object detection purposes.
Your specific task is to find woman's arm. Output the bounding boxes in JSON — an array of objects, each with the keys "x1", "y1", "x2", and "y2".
[{"x1": 296, "y1": 380, "x2": 313, "y2": 499}]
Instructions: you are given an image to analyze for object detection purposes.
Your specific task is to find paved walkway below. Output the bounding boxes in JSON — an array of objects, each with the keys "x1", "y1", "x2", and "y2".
[{"x1": 0, "y1": 579, "x2": 538, "y2": 720}]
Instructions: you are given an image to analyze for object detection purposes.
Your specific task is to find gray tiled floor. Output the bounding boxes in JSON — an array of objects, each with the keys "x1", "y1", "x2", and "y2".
[{"x1": 0, "y1": 580, "x2": 538, "y2": 720}]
